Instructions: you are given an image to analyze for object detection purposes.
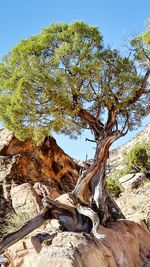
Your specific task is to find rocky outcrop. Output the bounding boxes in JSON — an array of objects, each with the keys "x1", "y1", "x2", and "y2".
[
  {"x1": 0, "y1": 129, "x2": 78, "y2": 185},
  {"x1": 2, "y1": 220, "x2": 150, "y2": 267},
  {"x1": 0, "y1": 128, "x2": 79, "y2": 203},
  {"x1": 0, "y1": 193, "x2": 149, "y2": 267},
  {"x1": 10, "y1": 183, "x2": 43, "y2": 216},
  {"x1": 0, "y1": 128, "x2": 80, "y2": 233},
  {"x1": 119, "y1": 172, "x2": 146, "y2": 189}
]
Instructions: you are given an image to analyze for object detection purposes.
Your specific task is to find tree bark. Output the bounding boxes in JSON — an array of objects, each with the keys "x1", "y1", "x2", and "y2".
[{"x1": 71, "y1": 134, "x2": 125, "y2": 224}]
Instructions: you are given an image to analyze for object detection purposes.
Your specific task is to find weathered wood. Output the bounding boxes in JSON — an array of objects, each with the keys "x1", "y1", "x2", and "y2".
[
  {"x1": 0, "y1": 209, "x2": 50, "y2": 254},
  {"x1": 72, "y1": 134, "x2": 125, "y2": 223},
  {"x1": 0, "y1": 198, "x2": 90, "y2": 254}
]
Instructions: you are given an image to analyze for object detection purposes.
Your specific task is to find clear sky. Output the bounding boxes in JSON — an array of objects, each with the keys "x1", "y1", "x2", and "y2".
[{"x1": 0, "y1": 0, "x2": 150, "y2": 159}]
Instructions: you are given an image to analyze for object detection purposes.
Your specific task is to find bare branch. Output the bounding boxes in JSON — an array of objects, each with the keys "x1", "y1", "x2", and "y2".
[
  {"x1": 85, "y1": 138, "x2": 96, "y2": 143},
  {"x1": 142, "y1": 88, "x2": 150, "y2": 93}
]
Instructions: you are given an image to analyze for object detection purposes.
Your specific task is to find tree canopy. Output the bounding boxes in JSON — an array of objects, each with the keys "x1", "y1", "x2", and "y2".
[{"x1": 0, "y1": 21, "x2": 149, "y2": 143}]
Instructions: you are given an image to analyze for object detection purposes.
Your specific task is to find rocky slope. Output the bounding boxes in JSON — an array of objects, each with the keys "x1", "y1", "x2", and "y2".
[
  {"x1": 116, "y1": 180, "x2": 150, "y2": 222},
  {"x1": 108, "y1": 123, "x2": 150, "y2": 223}
]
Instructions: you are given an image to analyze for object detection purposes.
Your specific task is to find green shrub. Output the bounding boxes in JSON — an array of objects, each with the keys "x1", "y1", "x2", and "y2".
[
  {"x1": 123, "y1": 143, "x2": 150, "y2": 174},
  {"x1": 106, "y1": 177, "x2": 122, "y2": 198}
]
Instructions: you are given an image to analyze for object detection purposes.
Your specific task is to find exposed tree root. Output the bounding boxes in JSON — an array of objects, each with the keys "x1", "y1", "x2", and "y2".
[
  {"x1": 0, "y1": 209, "x2": 50, "y2": 254},
  {"x1": 0, "y1": 182, "x2": 125, "y2": 255},
  {"x1": 0, "y1": 197, "x2": 91, "y2": 254}
]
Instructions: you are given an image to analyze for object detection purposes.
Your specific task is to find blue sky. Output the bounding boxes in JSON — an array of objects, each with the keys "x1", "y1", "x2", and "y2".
[{"x1": 0, "y1": 0, "x2": 150, "y2": 159}]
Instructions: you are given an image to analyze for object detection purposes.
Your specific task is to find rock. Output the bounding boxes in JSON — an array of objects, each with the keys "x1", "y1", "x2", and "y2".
[
  {"x1": 0, "y1": 128, "x2": 79, "y2": 218},
  {"x1": 0, "y1": 129, "x2": 78, "y2": 191},
  {"x1": 0, "y1": 155, "x2": 20, "y2": 183},
  {"x1": 119, "y1": 172, "x2": 146, "y2": 189},
  {"x1": 4, "y1": 134, "x2": 78, "y2": 187},
  {"x1": 33, "y1": 182, "x2": 60, "y2": 200},
  {"x1": 116, "y1": 180, "x2": 150, "y2": 222},
  {"x1": 5, "y1": 220, "x2": 150, "y2": 267},
  {"x1": 0, "y1": 253, "x2": 9, "y2": 266},
  {"x1": 10, "y1": 183, "x2": 43, "y2": 215},
  {"x1": 56, "y1": 193, "x2": 76, "y2": 207},
  {"x1": 0, "y1": 129, "x2": 14, "y2": 154},
  {"x1": 0, "y1": 185, "x2": 12, "y2": 218}
]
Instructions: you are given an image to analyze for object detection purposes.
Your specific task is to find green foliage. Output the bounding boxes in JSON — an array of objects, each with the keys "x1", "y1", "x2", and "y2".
[
  {"x1": 142, "y1": 21, "x2": 150, "y2": 49},
  {"x1": 108, "y1": 167, "x2": 130, "y2": 180},
  {"x1": 130, "y1": 21, "x2": 150, "y2": 68},
  {"x1": 0, "y1": 22, "x2": 103, "y2": 140},
  {"x1": 123, "y1": 143, "x2": 150, "y2": 174},
  {"x1": 106, "y1": 177, "x2": 122, "y2": 198},
  {"x1": 0, "y1": 212, "x2": 32, "y2": 241},
  {"x1": 0, "y1": 21, "x2": 149, "y2": 141}
]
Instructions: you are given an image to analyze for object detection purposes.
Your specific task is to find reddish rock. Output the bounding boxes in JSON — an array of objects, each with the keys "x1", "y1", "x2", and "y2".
[
  {"x1": 0, "y1": 128, "x2": 79, "y2": 201},
  {"x1": 0, "y1": 128, "x2": 79, "y2": 233},
  {"x1": 4, "y1": 220, "x2": 150, "y2": 267}
]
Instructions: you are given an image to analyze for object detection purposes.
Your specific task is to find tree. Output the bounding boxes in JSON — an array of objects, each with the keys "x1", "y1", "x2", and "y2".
[{"x1": 0, "y1": 22, "x2": 150, "y2": 249}]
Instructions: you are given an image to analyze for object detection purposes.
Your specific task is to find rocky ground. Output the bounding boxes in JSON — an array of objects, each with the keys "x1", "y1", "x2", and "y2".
[
  {"x1": 116, "y1": 180, "x2": 150, "y2": 223},
  {"x1": 0, "y1": 127, "x2": 150, "y2": 267},
  {"x1": 2, "y1": 219, "x2": 150, "y2": 267}
]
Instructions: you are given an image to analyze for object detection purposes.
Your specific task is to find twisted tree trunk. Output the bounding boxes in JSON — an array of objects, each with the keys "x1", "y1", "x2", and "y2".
[{"x1": 71, "y1": 133, "x2": 125, "y2": 224}]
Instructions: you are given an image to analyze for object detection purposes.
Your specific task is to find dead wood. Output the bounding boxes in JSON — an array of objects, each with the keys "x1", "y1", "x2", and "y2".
[{"x1": 0, "y1": 198, "x2": 90, "y2": 254}]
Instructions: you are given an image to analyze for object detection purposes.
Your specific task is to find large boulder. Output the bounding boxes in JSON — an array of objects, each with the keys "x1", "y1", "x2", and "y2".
[
  {"x1": 0, "y1": 128, "x2": 79, "y2": 232},
  {"x1": 0, "y1": 128, "x2": 79, "y2": 203},
  {"x1": 0, "y1": 129, "x2": 78, "y2": 186},
  {"x1": 3, "y1": 220, "x2": 150, "y2": 267}
]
